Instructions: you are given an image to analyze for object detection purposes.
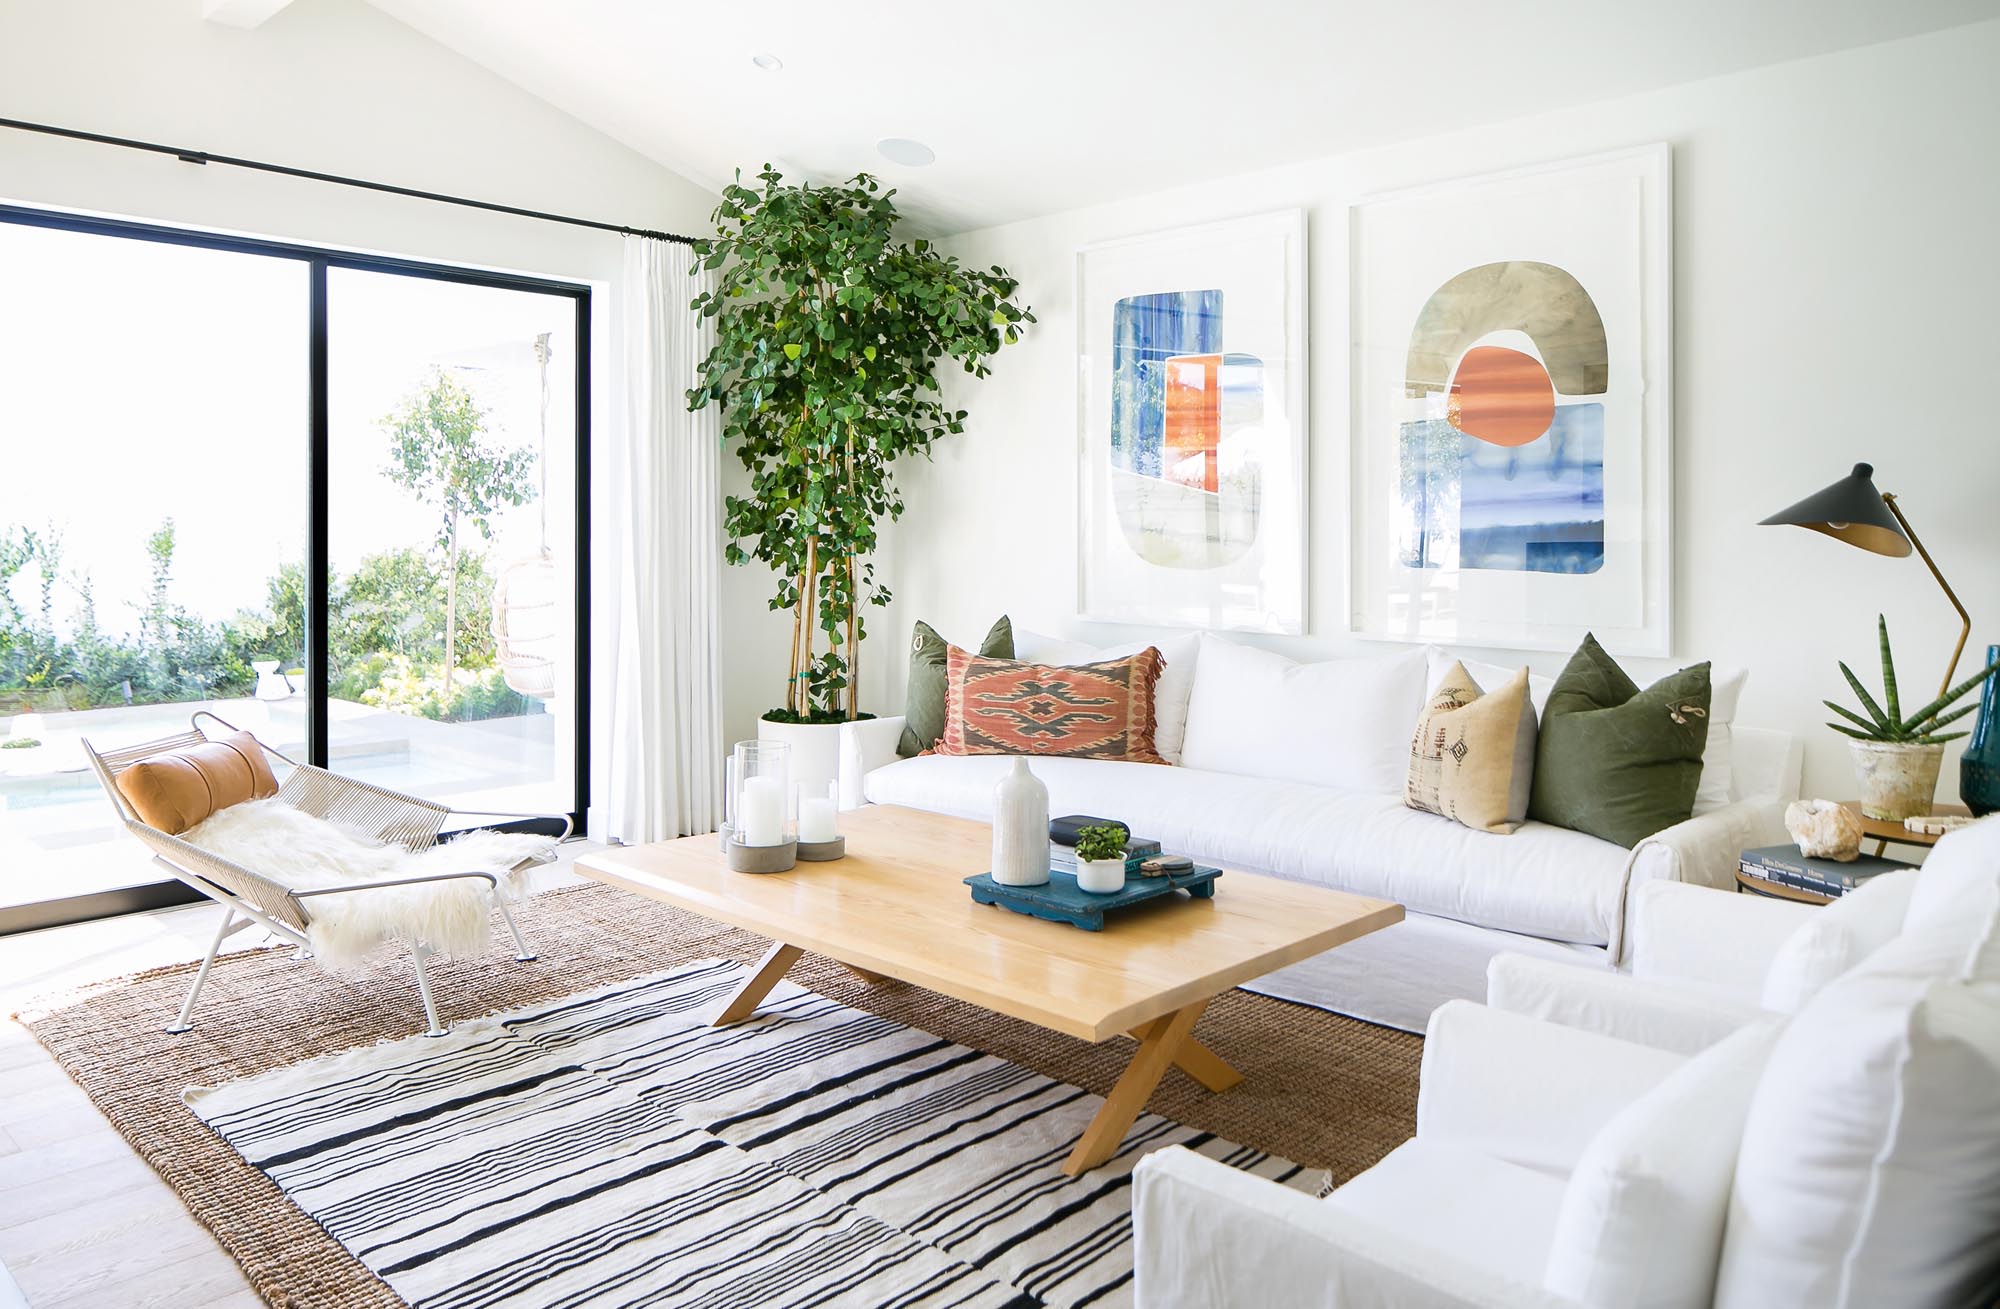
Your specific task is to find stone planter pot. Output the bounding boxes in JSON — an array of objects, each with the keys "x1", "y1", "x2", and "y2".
[{"x1": 1849, "y1": 739, "x2": 1945, "y2": 821}]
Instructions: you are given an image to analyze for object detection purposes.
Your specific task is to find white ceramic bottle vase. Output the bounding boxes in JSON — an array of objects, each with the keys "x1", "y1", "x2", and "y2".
[{"x1": 991, "y1": 758, "x2": 1050, "y2": 887}]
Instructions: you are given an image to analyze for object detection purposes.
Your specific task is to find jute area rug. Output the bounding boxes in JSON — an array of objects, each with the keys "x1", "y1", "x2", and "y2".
[{"x1": 18, "y1": 883, "x2": 1422, "y2": 1309}]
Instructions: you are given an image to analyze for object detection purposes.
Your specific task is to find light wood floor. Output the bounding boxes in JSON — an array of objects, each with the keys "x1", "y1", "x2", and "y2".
[{"x1": 0, "y1": 852, "x2": 593, "y2": 1307}]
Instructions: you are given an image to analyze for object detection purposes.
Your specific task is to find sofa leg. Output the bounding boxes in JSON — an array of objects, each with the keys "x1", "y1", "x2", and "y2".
[
  {"x1": 411, "y1": 944, "x2": 447, "y2": 1038},
  {"x1": 166, "y1": 909, "x2": 236, "y2": 1034}
]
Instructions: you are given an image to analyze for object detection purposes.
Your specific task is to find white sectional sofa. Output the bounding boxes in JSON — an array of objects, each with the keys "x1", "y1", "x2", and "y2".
[{"x1": 841, "y1": 634, "x2": 1800, "y2": 1031}]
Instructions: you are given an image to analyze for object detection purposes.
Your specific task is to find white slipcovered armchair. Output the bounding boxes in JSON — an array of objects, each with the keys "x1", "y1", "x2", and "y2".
[{"x1": 1487, "y1": 868, "x2": 1919, "y2": 1054}]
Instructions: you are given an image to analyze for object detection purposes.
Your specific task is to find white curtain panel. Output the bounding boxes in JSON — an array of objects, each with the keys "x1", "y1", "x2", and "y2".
[{"x1": 609, "y1": 236, "x2": 722, "y2": 841}]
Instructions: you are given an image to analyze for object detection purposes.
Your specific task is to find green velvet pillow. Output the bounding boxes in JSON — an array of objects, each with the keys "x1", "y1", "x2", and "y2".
[
  {"x1": 1528, "y1": 634, "x2": 1713, "y2": 847},
  {"x1": 899, "y1": 616, "x2": 1012, "y2": 757}
]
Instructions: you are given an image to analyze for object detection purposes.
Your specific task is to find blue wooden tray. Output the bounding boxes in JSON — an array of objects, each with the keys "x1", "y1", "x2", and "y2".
[{"x1": 964, "y1": 866, "x2": 1221, "y2": 932}]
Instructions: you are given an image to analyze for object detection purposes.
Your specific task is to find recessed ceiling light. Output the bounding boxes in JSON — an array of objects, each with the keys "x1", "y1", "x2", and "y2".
[
  {"x1": 750, "y1": 52, "x2": 783, "y2": 71},
  {"x1": 876, "y1": 137, "x2": 935, "y2": 168}
]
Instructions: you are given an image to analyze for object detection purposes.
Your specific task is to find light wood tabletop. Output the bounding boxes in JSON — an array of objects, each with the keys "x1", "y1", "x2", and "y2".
[{"x1": 576, "y1": 804, "x2": 1402, "y2": 1174}]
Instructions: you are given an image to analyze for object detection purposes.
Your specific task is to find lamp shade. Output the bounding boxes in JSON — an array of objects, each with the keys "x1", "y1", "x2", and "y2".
[{"x1": 1758, "y1": 461, "x2": 1912, "y2": 557}]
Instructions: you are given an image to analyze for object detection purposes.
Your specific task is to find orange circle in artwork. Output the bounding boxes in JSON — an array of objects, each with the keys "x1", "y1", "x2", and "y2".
[{"x1": 1446, "y1": 345, "x2": 1556, "y2": 446}]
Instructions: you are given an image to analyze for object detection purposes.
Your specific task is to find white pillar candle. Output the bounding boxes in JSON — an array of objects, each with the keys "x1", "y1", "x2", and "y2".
[
  {"x1": 798, "y1": 795, "x2": 837, "y2": 844},
  {"x1": 739, "y1": 775, "x2": 786, "y2": 846}
]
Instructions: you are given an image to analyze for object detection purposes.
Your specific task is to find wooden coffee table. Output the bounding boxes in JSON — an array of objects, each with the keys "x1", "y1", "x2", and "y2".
[{"x1": 576, "y1": 804, "x2": 1402, "y2": 1174}]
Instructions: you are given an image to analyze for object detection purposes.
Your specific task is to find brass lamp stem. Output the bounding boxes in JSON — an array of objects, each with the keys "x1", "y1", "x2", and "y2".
[{"x1": 1882, "y1": 492, "x2": 1970, "y2": 699}]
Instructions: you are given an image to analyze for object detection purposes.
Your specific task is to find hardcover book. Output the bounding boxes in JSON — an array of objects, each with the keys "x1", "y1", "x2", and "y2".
[{"x1": 1739, "y1": 844, "x2": 1913, "y2": 898}]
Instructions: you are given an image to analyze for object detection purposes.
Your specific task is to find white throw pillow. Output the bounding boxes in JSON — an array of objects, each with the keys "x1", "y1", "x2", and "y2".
[
  {"x1": 1693, "y1": 666, "x2": 1748, "y2": 816},
  {"x1": 1716, "y1": 920, "x2": 2000, "y2": 1308},
  {"x1": 1179, "y1": 637, "x2": 1430, "y2": 795},
  {"x1": 1428, "y1": 649, "x2": 1554, "y2": 719},
  {"x1": 1545, "y1": 1021, "x2": 1781, "y2": 1309},
  {"x1": 1758, "y1": 869, "x2": 1918, "y2": 1013},
  {"x1": 1011, "y1": 629, "x2": 1202, "y2": 764}
]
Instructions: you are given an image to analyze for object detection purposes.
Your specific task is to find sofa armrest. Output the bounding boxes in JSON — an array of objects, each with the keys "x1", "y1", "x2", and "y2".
[
  {"x1": 1611, "y1": 798, "x2": 1787, "y2": 963},
  {"x1": 837, "y1": 714, "x2": 906, "y2": 809},
  {"x1": 1134, "y1": 1147, "x2": 1564, "y2": 1309},
  {"x1": 1417, "y1": 1001, "x2": 1684, "y2": 1175},
  {"x1": 1628, "y1": 880, "x2": 1813, "y2": 994},
  {"x1": 1487, "y1": 953, "x2": 1767, "y2": 1055}
]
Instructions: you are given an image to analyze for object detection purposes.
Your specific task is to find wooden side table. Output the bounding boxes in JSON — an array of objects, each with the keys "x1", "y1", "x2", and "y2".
[
  {"x1": 1736, "y1": 802, "x2": 1970, "y2": 905},
  {"x1": 1842, "y1": 801, "x2": 1972, "y2": 857}
]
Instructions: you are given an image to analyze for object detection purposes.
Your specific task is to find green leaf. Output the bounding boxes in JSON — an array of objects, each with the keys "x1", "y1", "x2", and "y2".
[
  {"x1": 1838, "y1": 660, "x2": 1893, "y2": 732},
  {"x1": 782, "y1": 343, "x2": 803, "y2": 361},
  {"x1": 1878, "y1": 615, "x2": 1901, "y2": 732}
]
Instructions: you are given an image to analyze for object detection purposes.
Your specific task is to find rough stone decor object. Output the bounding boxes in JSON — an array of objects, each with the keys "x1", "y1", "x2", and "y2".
[{"x1": 1785, "y1": 798, "x2": 1864, "y2": 862}]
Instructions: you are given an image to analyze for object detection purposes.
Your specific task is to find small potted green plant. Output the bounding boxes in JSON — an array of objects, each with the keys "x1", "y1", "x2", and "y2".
[
  {"x1": 1073, "y1": 823, "x2": 1130, "y2": 895},
  {"x1": 1826, "y1": 615, "x2": 2000, "y2": 820}
]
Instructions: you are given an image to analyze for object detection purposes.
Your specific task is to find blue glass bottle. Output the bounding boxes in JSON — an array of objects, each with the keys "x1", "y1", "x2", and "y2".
[{"x1": 1961, "y1": 643, "x2": 2000, "y2": 817}]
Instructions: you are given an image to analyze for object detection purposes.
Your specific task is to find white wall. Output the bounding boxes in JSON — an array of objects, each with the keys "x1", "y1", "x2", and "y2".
[
  {"x1": 0, "y1": 0, "x2": 719, "y2": 835},
  {"x1": 824, "y1": 20, "x2": 2000, "y2": 799}
]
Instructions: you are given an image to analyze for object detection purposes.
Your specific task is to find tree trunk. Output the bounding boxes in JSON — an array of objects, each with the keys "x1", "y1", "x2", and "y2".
[
  {"x1": 801, "y1": 535, "x2": 818, "y2": 717},
  {"x1": 846, "y1": 554, "x2": 858, "y2": 720},
  {"x1": 443, "y1": 512, "x2": 459, "y2": 688},
  {"x1": 788, "y1": 563, "x2": 805, "y2": 715}
]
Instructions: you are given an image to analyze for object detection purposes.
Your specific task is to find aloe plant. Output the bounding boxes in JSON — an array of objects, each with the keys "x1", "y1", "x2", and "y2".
[{"x1": 1826, "y1": 615, "x2": 1999, "y2": 745}]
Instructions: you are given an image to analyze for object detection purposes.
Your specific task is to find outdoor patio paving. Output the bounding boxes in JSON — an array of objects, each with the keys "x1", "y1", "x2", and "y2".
[{"x1": 1, "y1": 694, "x2": 562, "y2": 908}]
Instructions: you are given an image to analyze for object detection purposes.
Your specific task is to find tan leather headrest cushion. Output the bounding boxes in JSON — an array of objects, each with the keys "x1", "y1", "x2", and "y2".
[{"x1": 115, "y1": 731, "x2": 279, "y2": 835}]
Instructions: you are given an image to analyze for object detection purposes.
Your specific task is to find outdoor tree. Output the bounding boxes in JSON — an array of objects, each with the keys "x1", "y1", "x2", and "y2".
[
  {"x1": 379, "y1": 370, "x2": 536, "y2": 685},
  {"x1": 688, "y1": 167, "x2": 1032, "y2": 721}
]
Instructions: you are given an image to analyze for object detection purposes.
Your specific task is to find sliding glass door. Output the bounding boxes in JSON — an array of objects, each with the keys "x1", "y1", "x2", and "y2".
[
  {"x1": 0, "y1": 206, "x2": 589, "y2": 934},
  {"x1": 326, "y1": 270, "x2": 580, "y2": 819}
]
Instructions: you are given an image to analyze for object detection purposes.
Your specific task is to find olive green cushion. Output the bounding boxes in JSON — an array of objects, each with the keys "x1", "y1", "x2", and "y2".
[
  {"x1": 899, "y1": 616, "x2": 1012, "y2": 757},
  {"x1": 1529, "y1": 634, "x2": 1713, "y2": 847}
]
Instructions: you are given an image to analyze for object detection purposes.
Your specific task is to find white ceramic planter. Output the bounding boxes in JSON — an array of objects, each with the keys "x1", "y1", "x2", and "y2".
[
  {"x1": 757, "y1": 717, "x2": 844, "y2": 810},
  {"x1": 1849, "y1": 739, "x2": 1945, "y2": 821},
  {"x1": 991, "y1": 758, "x2": 1050, "y2": 886},
  {"x1": 1076, "y1": 857, "x2": 1127, "y2": 895}
]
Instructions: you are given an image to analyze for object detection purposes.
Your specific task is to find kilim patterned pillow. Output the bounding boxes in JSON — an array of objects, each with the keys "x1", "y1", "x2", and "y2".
[{"x1": 934, "y1": 645, "x2": 1168, "y2": 763}]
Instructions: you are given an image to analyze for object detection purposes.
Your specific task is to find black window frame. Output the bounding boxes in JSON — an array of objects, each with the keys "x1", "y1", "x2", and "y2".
[{"x1": 0, "y1": 203, "x2": 591, "y2": 937}]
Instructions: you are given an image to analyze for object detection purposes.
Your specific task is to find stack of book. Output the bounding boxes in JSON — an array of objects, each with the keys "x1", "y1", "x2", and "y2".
[
  {"x1": 1739, "y1": 844, "x2": 1913, "y2": 899},
  {"x1": 1048, "y1": 814, "x2": 1161, "y2": 874}
]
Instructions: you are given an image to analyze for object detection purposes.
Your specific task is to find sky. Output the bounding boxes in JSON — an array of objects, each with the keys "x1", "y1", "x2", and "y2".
[{"x1": 0, "y1": 222, "x2": 577, "y2": 636}]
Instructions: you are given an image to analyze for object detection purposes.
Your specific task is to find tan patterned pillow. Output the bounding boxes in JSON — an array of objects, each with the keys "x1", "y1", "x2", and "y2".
[{"x1": 1406, "y1": 662, "x2": 1537, "y2": 834}]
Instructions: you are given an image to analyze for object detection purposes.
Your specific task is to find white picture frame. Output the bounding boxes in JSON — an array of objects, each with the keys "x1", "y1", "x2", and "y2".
[
  {"x1": 1076, "y1": 209, "x2": 1308, "y2": 634},
  {"x1": 1347, "y1": 144, "x2": 1673, "y2": 656}
]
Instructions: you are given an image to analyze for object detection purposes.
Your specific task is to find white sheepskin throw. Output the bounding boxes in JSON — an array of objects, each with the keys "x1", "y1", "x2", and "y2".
[{"x1": 182, "y1": 798, "x2": 555, "y2": 971}]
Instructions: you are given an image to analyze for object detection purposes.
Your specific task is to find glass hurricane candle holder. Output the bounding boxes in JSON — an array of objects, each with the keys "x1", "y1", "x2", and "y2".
[{"x1": 727, "y1": 740, "x2": 797, "y2": 872}]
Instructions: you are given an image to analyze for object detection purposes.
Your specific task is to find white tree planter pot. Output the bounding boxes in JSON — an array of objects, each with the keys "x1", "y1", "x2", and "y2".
[
  {"x1": 756, "y1": 718, "x2": 844, "y2": 808},
  {"x1": 1850, "y1": 739, "x2": 1945, "y2": 821}
]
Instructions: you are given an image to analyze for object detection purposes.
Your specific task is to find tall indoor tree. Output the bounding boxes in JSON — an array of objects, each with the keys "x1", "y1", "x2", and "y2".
[{"x1": 688, "y1": 167, "x2": 1033, "y2": 722}]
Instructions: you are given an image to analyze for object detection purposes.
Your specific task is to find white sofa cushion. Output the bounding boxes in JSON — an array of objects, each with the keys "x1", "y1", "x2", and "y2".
[
  {"x1": 1544, "y1": 1021, "x2": 1780, "y2": 1309},
  {"x1": 1758, "y1": 868, "x2": 1918, "y2": 1013},
  {"x1": 1323, "y1": 1139, "x2": 1568, "y2": 1291},
  {"x1": 1181, "y1": 638, "x2": 1429, "y2": 796},
  {"x1": 1013, "y1": 630, "x2": 1202, "y2": 764},
  {"x1": 1903, "y1": 814, "x2": 2000, "y2": 978},
  {"x1": 1717, "y1": 914, "x2": 2000, "y2": 1308},
  {"x1": 864, "y1": 753, "x2": 1632, "y2": 944}
]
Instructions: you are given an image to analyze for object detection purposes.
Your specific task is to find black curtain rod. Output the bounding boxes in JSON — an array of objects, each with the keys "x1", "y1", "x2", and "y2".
[{"x1": 0, "y1": 116, "x2": 698, "y2": 246}]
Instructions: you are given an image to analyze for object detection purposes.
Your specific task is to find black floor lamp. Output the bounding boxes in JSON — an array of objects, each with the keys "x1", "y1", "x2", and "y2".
[{"x1": 1759, "y1": 461, "x2": 1970, "y2": 700}]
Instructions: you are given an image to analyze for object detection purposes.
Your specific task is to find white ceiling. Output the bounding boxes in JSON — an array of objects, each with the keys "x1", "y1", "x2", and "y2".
[{"x1": 362, "y1": 0, "x2": 2000, "y2": 235}]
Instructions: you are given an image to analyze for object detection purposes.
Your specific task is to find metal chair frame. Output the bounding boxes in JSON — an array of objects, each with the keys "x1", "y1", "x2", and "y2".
[{"x1": 83, "y1": 711, "x2": 571, "y2": 1037}]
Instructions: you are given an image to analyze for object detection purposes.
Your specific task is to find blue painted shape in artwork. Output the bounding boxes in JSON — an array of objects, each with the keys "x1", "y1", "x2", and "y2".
[
  {"x1": 1110, "y1": 290, "x2": 1223, "y2": 477},
  {"x1": 1399, "y1": 403, "x2": 1605, "y2": 575}
]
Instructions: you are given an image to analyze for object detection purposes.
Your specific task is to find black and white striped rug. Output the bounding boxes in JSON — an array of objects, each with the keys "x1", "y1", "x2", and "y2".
[{"x1": 186, "y1": 959, "x2": 1317, "y2": 1308}]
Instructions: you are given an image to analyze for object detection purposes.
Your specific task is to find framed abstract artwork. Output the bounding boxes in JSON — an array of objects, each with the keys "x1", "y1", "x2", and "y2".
[
  {"x1": 1348, "y1": 145, "x2": 1672, "y2": 655},
  {"x1": 1076, "y1": 210, "x2": 1307, "y2": 633}
]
